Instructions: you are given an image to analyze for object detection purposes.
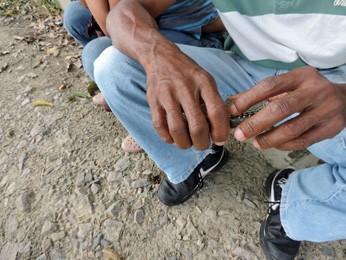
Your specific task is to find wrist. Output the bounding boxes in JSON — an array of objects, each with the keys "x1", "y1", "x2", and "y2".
[{"x1": 139, "y1": 31, "x2": 179, "y2": 71}]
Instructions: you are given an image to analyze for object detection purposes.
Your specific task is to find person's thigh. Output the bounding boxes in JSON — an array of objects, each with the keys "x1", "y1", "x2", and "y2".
[
  {"x1": 63, "y1": 1, "x2": 96, "y2": 46},
  {"x1": 82, "y1": 37, "x2": 112, "y2": 80}
]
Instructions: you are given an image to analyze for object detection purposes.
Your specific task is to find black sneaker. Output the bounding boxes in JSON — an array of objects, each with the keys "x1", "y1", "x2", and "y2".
[
  {"x1": 158, "y1": 145, "x2": 229, "y2": 206},
  {"x1": 260, "y1": 168, "x2": 301, "y2": 260}
]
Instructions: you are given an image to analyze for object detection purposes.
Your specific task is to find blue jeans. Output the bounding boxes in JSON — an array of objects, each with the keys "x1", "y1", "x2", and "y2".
[
  {"x1": 94, "y1": 43, "x2": 346, "y2": 242},
  {"x1": 63, "y1": 1, "x2": 226, "y2": 81}
]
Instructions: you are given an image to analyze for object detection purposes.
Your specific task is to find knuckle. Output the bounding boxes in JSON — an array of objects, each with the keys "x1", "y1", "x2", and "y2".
[
  {"x1": 257, "y1": 135, "x2": 273, "y2": 148},
  {"x1": 189, "y1": 121, "x2": 209, "y2": 137},
  {"x1": 270, "y1": 100, "x2": 291, "y2": 118},
  {"x1": 242, "y1": 119, "x2": 258, "y2": 136},
  {"x1": 295, "y1": 138, "x2": 310, "y2": 150},
  {"x1": 283, "y1": 122, "x2": 304, "y2": 138}
]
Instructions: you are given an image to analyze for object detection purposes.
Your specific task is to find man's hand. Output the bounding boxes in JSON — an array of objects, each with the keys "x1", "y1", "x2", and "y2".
[
  {"x1": 229, "y1": 66, "x2": 346, "y2": 151},
  {"x1": 107, "y1": 0, "x2": 230, "y2": 150},
  {"x1": 146, "y1": 43, "x2": 230, "y2": 150}
]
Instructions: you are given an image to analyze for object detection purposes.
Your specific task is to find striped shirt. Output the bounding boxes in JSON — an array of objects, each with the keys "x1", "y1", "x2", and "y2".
[
  {"x1": 158, "y1": 0, "x2": 219, "y2": 39},
  {"x1": 212, "y1": 0, "x2": 346, "y2": 69}
]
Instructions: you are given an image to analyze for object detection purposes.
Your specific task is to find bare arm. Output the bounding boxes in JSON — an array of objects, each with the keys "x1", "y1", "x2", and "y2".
[
  {"x1": 106, "y1": 0, "x2": 230, "y2": 150},
  {"x1": 229, "y1": 66, "x2": 346, "y2": 150},
  {"x1": 85, "y1": 0, "x2": 110, "y2": 35}
]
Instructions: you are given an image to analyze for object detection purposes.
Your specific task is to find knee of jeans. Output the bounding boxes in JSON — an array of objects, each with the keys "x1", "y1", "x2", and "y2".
[
  {"x1": 63, "y1": 2, "x2": 84, "y2": 35},
  {"x1": 94, "y1": 47, "x2": 142, "y2": 105},
  {"x1": 94, "y1": 47, "x2": 123, "y2": 92}
]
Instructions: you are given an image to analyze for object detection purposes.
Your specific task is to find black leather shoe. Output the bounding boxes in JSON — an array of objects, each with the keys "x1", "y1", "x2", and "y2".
[
  {"x1": 158, "y1": 145, "x2": 229, "y2": 206},
  {"x1": 260, "y1": 168, "x2": 301, "y2": 260}
]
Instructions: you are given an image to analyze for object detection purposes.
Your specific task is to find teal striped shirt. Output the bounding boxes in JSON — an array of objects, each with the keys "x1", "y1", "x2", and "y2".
[{"x1": 212, "y1": 0, "x2": 346, "y2": 69}]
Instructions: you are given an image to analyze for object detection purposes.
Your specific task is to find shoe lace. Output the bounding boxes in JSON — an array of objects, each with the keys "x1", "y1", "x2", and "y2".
[
  {"x1": 198, "y1": 171, "x2": 204, "y2": 188},
  {"x1": 264, "y1": 177, "x2": 287, "y2": 214}
]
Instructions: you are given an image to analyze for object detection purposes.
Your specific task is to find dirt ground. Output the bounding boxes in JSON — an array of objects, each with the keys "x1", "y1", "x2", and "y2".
[{"x1": 0, "y1": 5, "x2": 346, "y2": 260}]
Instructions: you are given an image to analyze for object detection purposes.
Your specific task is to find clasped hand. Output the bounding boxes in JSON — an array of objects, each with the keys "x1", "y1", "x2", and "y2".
[{"x1": 146, "y1": 49, "x2": 230, "y2": 150}]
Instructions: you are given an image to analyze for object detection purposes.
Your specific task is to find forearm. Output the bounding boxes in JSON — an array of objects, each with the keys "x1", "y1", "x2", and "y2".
[
  {"x1": 106, "y1": 0, "x2": 177, "y2": 70},
  {"x1": 85, "y1": 0, "x2": 110, "y2": 35},
  {"x1": 80, "y1": 0, "x2": 87, "y2": 7}
]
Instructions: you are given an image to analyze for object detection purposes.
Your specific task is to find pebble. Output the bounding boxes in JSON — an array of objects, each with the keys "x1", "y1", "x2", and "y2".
[
  {"x1": 90, "y1": 183, "x2": 101, "y2": 194},
  {"x1": 78, "y1": 223, "x2": 92, "y2": 238},
  {"x1": 114, "y1": 157, "x2": 130, "y2": 172},
  {"x1": 92, "y1": 233, "x2": 103, "y2": 249},
  {"x1": 4, "y1": 215, "x2": 19, "y2": 238},
  {"x1": 49, "y1": 248, "x2": 65, "y2": 260},
  {"x1": 41, "y1": 220, "x2": 58, "y2": 236},
  {"x1": 0, "y1": 242, "x2": 18, "y2": 260},
  {"x1": 103, "y1": 219, "x2": 124, "y2": 242},
  {"x1": 320, "y1": 246, "x2": 335, "y2": 258},
  {"x1": 21, "y1": 97, "x2": 30, "y2": 106},
  {"x1": 6, "y1": 182, "x2": 16, "y2": 195},
  {"x1": 131, "y1": 179, "x2": 151, "y2": 189},
  {"x1": 41, "y1": 238, "x2": 52, "y2": 251},
  {"x1": 16, "y1": 190, "x2": 35, "y2": 212},
  {"x1": 134, "y1": 209, "x2": 145, "y2": 225},
  {"x1": 51, "y1": 231, "x2": 66, "y2": 242},
  {"x1": 106, "y1": 201, "x2": 123, "y2": 217}
]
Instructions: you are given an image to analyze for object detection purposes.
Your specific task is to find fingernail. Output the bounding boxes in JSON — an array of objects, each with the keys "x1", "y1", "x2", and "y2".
[
  {"x1": 215, "y1": 141, "x2": 225, "y2": 146},
  {"x1": 253, "y1": 140, "x2": 261, "y2": 149},
  {"x1": 233, "y1": 129, "x2": 246, "y2": 141}
]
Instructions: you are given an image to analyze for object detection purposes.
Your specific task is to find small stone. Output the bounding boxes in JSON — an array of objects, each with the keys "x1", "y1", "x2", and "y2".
[
  {"x1": 16, "y1": 190, "x2": 35, "y2": 212},
  {"x1": 106, "y1": 172, "x2": 121, "y2": 182},
  {"x1": 103, "y1": 219, "x2": 123, "y2": 242},
  {"x1": 90, "y1": 183, "x2": 101, "y2": 194},
  {"x1": 92, "y1": 233, "x2": 103, "y2": 249},
  {"x1": 6, "y1": 182, "x2": 16, "y2": 195},
  {"x1": 0, "y1": 243, "x2": 18, "y2": 260},
  {"x1": 51, "y1": 231, "x2": 66, "y2": 242},
  {"x1": 4, "y1": 215, "x2": 19, "y2": 238},
  {"x1": 41, "y1": 238, "x2": 52, "y2": 251},
  {"x1": 114, "y1": 157, "x2": 130, "y2": 172},
  {"x1": 41, "y1": 220, "x2": 58, "y2": 236},
  {"x1": 21, "y1": 98, "x2": 30, "y2": 106},
  {"x1": 49, "y1": 248, "x2": 65, "y2": 260},
  {"x1": 131, "y1": 179, "x2": 151, "y2": 189},
  {"x1": 30, "y1": 125, "x2": 45, "y2": 137},
  {"x1": 106, "y1": 201, "x2": 123, "y2": 217},
  {"x1": 36, "y1": 254, "x2": 48, "y2": 260},
  {"x1": 319, "y1": 246, "x2": 335, "y2": 258},
  {"x1": 78, "y1": 223, "x2": 92, "y2": 238},
  {"x1": 134, "y1": 209, "x2": 145, "y2": 225}
]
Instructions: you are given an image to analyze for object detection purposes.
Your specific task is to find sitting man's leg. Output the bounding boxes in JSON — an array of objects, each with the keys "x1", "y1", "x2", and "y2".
[
  {"x1": 94, "y1": 44, "x2": 277, "y2": 206},
  {"x1": 260, "y1": 66, "x2": 346, "y2": 259},
  {"x1": 63, "y1": 0, "x2": 96, "y2": 46}
]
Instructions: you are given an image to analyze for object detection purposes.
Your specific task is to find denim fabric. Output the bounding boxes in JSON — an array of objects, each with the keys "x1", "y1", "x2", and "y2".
[
  {"x1": 279, "y1": 67, "x2": 346, "y2": 242},
  {"x1": 63, "y1": 1, "x2": 96, "y2": 46},
  {"x1": 94, "y1": 44, "x2": 346, "y2": 242}
]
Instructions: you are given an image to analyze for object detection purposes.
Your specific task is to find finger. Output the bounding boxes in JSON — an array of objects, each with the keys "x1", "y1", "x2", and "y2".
[
  {"x1": 175, "y1": 81, "x2": 211, "y2": 150},
  {"x1": 150, "y1": 103, "x2": 174, "y2": 144},
  {"x1": 252, "y1": 110, "x2": 318, "y2": 149},
  {"x1": 274, "y1": 120, "x2": 345, "y2": 151},
  {"x1": 166, "y1": 102, "x2": 192, "y2": 150},
  {"x1": 201, "y1": 78, "x2": 230, "y2": 145},
  {"x1": 181, "y1": 102, "x2": 210, "y2": 150},
  {"x1": 229, "y1": 72, "x2": 299, "y2": 115},
  {"x1": 234, "y1": 91, "x2": 307, "y2": 140}
]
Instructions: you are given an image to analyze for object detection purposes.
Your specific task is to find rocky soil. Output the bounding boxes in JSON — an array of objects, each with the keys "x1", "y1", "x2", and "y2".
[{"x1": 1, "y1": 4, "x2": 346, "y2": 260}]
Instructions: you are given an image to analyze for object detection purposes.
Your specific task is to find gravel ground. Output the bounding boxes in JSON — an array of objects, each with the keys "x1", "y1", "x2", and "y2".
[{"x1": 1, "y1": 6, "x2": 346, "y2": 260}]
